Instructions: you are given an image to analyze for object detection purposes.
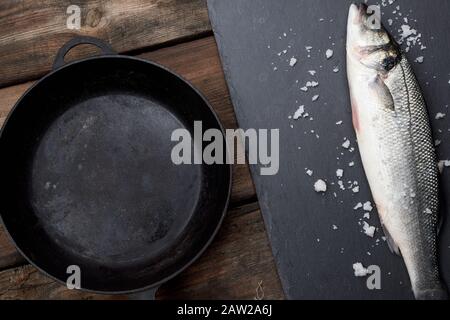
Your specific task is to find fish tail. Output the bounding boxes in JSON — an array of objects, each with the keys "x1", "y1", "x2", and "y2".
[{"x1": 415, "y1": 287, "x2": 449, "y2": 300}]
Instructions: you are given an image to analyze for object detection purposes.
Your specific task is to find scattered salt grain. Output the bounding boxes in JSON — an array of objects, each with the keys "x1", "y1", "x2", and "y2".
[
  {"x1": 326, "y1": 49, "x2": 334, "y2": 59},
  {"x1": 363, "y1": 222, "x2": 376, "y2": 238},
  {"x1": 307, "y1": 81, "x2": 319, "y2": 87},
  {"x1": 314, "y1": 179, "x2": 327, "y2": 193},
  {"x1": 353, "y1": 263, "x2": 369, "y2": 277},
  {"x1": 438, "y1": 160, "x2": 450, "y2": 173},
  {"x1": 354, "y1": 202, "x2": 363, "y2": 210},
  {"x1": 312, "y1": 95, "x2": 319, "y2": 102},
  {"x1": 415, "y1": 56, "x2": 424, "y2": 63},
  {"x1": 336, "y1": 169, "x2": 344, "y2": 178},
  {"x1": 342, "y1": 140, "x2": 351, "y2": 149},
  {"x1": 363, "y1": 201, "x2": 373, "y2": 212},
  {"x1": 435, "y1": 113, "x2": 446, "y2": 120},
  {"x1": 289, "y1": 57, "x2": 298, "y2": 67},
  {"x1": 293, "y1": 105, "x2": 305, "y2": 120}
]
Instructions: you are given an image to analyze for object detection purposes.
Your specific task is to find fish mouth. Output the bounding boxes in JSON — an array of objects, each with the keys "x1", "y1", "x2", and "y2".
[
  {"x1": 352, "y1": 2, "x2": 368, "y2": 12},
  {"x1": 349, "y1": 3, "x2": 369, "y2": 24}
]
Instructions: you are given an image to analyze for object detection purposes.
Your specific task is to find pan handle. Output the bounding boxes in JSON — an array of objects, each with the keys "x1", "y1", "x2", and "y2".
[
  {"x1": 53, "y1": 36, "x2": 116, "y2": 70},
  {"x1": 127, "y1": 287, "x2": 159, "y2": 300}
]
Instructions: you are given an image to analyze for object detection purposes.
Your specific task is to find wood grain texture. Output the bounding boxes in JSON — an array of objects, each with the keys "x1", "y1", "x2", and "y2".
[
  {"x1": 157, "y1": 204, "x2": 284, "y2": 300},
  {"x1": 0, "y1": 36, "x2": 255, "y2": 207},
  {"x1": 0, "y1": 0, "x2": 211, "y2": 87},
  {"x1": 0, "y1": 265, "x2": 125, "y2": 300},
  {"x1": 0, "y1": 228, "x2": 23, "y2": 271},
  {"x1": 0, "y1": 37, "x2": 263, "y2": 298},
  {"x1": 0, "y1": 204, "x2": 284, "y2": 300}
]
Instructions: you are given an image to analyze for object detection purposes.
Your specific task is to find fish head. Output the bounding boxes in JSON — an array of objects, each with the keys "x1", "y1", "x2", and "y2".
[{"x1": 347, "y1": 3, "x2": 401, "y2": 75}]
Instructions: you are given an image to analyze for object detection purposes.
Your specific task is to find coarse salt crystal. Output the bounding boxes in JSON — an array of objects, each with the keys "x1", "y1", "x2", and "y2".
[
  {"x1": 353, "y1": 263, "x2": 369, "y2": 277},
  {"x1": 342, "y1": 140, "x2": 351, "y2": 149},
  {"x1": 363, "y1": 201, "x2": 373, "y2": 212},
  {"x1": 289, "y1": 57, "x2": 298, "y2": 67},
  {"x1": 293, "y1": 105, "x2": 305, "y2": 120},
  {"x1": 436, "y1": 113, "x2": 446, "y2": 120},
  {"x1": 314, "y1": 179, "x2": 327, "y2": 193},
  {"x1": 354, "y1": 202, "x2": 363, "y2": 210},
  {"x1": 326, "y1": 49, "x2": 334, "y2": 59},
  {"x1": 363, "y1": 222, "x2": 376, "y2": 238}
]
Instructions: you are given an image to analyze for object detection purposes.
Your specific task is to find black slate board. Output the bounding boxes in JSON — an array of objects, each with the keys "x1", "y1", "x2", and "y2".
[{"x1": 208, "y1": 0, "x2": 450, "y2": 299}]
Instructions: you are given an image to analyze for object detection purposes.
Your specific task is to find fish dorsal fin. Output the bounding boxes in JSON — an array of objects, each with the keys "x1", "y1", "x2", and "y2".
[
  {"x1": 368, "y1": 75, "x2": 395, "y2": 111},
  {"x1": 381, "y1": 223, "x2": 401, "y2": 256}
]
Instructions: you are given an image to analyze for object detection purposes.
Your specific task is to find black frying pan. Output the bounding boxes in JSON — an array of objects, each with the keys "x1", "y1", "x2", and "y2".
[{"x1": 0, "y1": 36, "x2": 231, "y2": 298}]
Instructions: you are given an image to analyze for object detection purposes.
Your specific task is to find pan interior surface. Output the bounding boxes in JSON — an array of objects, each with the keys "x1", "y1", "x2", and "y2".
[
  {"x1": 31, "y1": 94, "x2": 199, "y2": 262},
  {"x1": 0, "y1": 57, "x2": 230, "y2": 293}
]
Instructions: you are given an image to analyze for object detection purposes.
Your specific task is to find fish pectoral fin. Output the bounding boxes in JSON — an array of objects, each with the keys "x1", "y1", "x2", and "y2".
[
  {"x1": 368, "y1": 75, "x2": 395, "y2": 111},
  {"x1": 381, "y1": 223, "x2": 401, "y2": 256}
]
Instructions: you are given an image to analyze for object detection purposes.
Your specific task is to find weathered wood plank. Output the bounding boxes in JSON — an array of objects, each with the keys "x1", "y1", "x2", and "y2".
[
  {"x1": 0, "y1": 37, "x2": 257, "y2": 273},
  {"x1": 0, "y1": 37, "x2": 255, "y2": 205},
  {"x1": 0, "y1": 228, "x2": 23, "y2": 271},
  {"x1": 0, "y1": 265, "x2": 126, "y2": 300},
  {"x1": 157, "y1": 204, "x2": 284, "y2": 300},
  {"x1": 0, "y1": 204, "x2": 284, "y2": 300},
  {"x1": 0, "y1": 0, "x2": 211, "y2": 87}
]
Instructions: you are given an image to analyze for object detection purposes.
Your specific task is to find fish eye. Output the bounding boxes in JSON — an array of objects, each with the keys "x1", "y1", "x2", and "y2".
[{"x1": 382, "y1": 56, "x2": 398, "y2": 71}]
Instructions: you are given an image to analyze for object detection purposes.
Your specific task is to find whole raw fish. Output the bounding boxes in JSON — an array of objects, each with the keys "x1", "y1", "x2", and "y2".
[{"x1": 346, "y1": 3, "x2": 448, "y2": 300}]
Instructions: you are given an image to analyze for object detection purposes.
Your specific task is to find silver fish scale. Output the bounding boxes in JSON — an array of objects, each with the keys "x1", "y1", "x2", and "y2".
[{"x1": 385, "y1": 55, "x2": 441, "y2": 289}]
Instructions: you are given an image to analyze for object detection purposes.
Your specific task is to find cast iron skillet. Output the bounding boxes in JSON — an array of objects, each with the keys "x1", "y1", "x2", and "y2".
[{"x1": 0, "y1": 36, "x2": 231, "y2": 298}]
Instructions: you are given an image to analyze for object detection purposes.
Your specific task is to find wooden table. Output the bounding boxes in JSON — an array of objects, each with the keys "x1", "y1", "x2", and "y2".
[{"x1": 0, "y1": 0, "x2": 284, "y2": 300}]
